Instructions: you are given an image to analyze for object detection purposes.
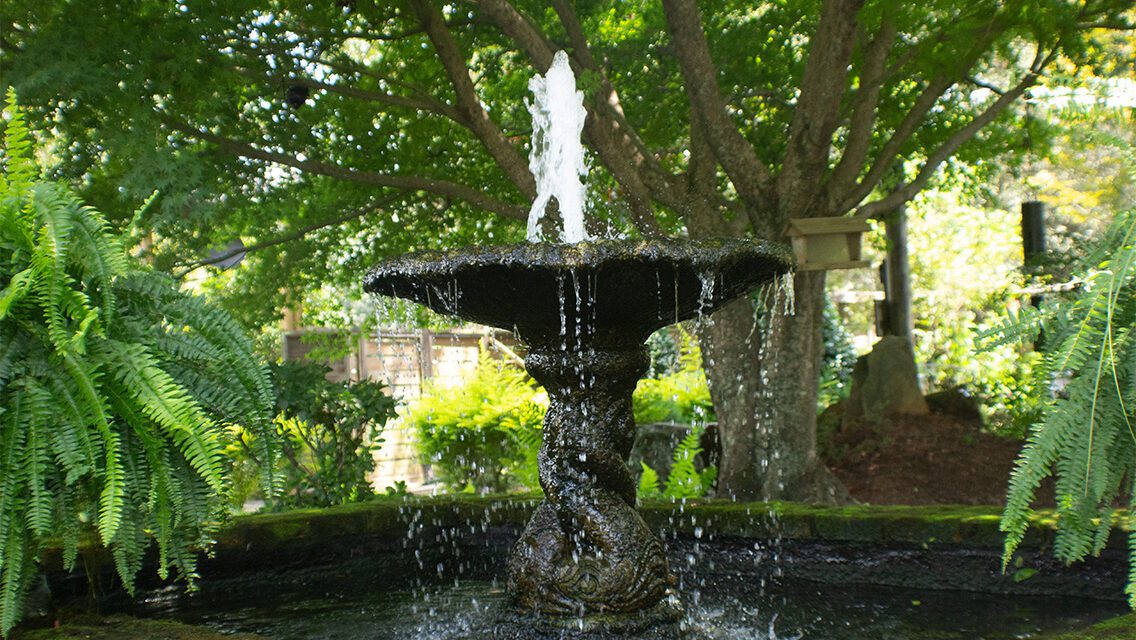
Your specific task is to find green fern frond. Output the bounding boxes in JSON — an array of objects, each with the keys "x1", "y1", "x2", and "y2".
[
  {"x1": 0, "y1": 96, "x2": 279, "y2": 635},
  {"x1": 0, "y1": 526, "x2": 29, "y2": 638},
  {"x1": 976, "y1": 304, "x2": 1049, "y2": 349},
  {"x1": 21, "y1": 382, "x2": 54, "y2": 537},
  {"x1": 99, "y1": 340, "x2": 224, "y2": 491},
  {"x1": 0, "y1": 270, "x2": 33, "y2": 320},
  {"x1": 998, "y1": 207, "x2": 1136, "y2": 608},
  {"x1": 1, "y1": 90, "x2": 37, "y2": 190},
  {"x1": 638, "y1": 462, "x2": 661, "y2": 500},
  {"x1": 663, "y1": 425, "x2": 715, "y2": 499}
]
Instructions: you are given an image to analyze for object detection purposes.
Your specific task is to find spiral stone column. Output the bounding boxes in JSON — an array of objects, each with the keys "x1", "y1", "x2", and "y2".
[{"x1": 506, "y1": 345, "x2": 677, "y2": 622}]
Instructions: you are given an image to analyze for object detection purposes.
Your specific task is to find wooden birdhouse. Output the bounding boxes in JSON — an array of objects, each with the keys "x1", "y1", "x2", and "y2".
[{"x1": 784, "y1": 216, "x2": 871, "y2": 271}]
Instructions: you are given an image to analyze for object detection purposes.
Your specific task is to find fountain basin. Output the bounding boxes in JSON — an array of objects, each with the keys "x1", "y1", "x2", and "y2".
[{"x1": 363, "y1": 238, "x2": 794, "y2": 349}]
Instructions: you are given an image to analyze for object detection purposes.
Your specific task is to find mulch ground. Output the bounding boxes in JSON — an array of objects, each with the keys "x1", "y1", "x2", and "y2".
[{"x1": 822, "y1": 395, "x2": 1046, "y2": 506}]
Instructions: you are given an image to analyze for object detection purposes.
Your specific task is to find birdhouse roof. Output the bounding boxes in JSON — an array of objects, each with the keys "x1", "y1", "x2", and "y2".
[{"x1": 784, "y1": 216, "x2": 871, "y2": 237}]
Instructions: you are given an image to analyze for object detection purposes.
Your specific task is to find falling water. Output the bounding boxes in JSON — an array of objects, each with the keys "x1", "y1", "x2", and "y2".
[{"x1": 526, "y1": 50, "x2": 591, "y2": 244}]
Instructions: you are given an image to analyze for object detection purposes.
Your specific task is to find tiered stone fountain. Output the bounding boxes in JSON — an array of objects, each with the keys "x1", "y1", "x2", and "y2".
[{"x1": 365, "y1": 52, "x2": 793, "y2": 629}]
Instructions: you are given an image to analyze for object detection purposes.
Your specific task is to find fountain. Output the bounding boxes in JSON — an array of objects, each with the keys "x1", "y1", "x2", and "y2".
[{"x1": 363, "y1": 51, "x2": 794, "y2": 629}]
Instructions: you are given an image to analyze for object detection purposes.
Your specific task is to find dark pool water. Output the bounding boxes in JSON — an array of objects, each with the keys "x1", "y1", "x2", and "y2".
[{"x1": 126, "y1": 545, "x2": 1122, "y2": 640}]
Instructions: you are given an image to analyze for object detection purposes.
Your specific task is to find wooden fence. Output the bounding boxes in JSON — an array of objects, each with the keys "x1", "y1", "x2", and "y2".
[{"x1": 281, "y1": 327, "x2": 519, "y2": 491}]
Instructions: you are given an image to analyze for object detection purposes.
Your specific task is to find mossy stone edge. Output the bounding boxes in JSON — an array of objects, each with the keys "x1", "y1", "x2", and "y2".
[{"x1": 42, "y1": 496, "x2": 1128, "y2": 576}]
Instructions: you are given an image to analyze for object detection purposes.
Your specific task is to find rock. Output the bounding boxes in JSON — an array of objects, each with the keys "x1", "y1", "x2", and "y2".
[
  {"x1": 925, "y1": 387, "x2": 982, "y2": 421},
  {"x1": 629, "y1": 423, "x2": 688, "y2": 481},
  {"x1": 628, "y1": 423, "x2": 720, "y2": 484},
  {"x1": 843, "y1": 335, "x2": 929, "y2": 427}
]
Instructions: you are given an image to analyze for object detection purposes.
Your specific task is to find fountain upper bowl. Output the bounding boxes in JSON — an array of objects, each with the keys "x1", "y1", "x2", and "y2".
[{"x1": 364, "y1": 238, "x2": 794, "y2": 349}]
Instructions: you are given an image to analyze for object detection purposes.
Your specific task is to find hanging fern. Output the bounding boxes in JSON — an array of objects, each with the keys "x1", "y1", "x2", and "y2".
[
  {"x1": 0, "y1": 91, "x2": 278, "y2": 636},
  {"x1": 980, "y1": 205, "x2": 1136, "y2": 608}
]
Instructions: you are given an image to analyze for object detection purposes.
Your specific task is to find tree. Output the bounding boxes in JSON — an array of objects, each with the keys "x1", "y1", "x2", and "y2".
[{"x1": 3, "y1": 0, "x2": 1132, "y2": 501}]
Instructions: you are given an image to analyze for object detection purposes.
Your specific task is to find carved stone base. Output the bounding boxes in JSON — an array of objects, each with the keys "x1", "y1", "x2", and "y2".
[
  {"x1": 507, "y1": 500, "x2": 674, "y2": 616},
  {"x1": 506, "y1": 346, "x2": 677, "y2": 618}
]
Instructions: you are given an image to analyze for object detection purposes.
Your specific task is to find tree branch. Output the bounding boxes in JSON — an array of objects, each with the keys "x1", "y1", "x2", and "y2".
[
  {"x1": 409, "y1": 0, "x2": 536, "y2": 198},
  {"x1": 823, "y1": 19, "x2": 896, "y2": 209},
  {"x1": 835, "y1": 14, "x2": 1017, "y2": 212},
  {"x1": 966, "y1": 76, "x2": 1007, "y2": 96},
  {"x1": 662, "y1": 0, "x2": 774, "y2": 208},
  {"x1": 175, "y1": 194, "x2": 405, "y2": 277},
  {"x1": 231, "y1": 65, "x2": 463, "y2": 121},
  {"x1": 855, "y1": 53, "x2": 1051, "y2": 218},
  {"x1": 778, "y1": 0, "x2": 865, "y2": 219},
  {"x1": 683, "y1": 109, "x2": 742, "y2": 238},
  {"x1": 164, "y1": 118, "x2": 527, "y2": 221},
  {"x1": 226, "y1": 36, "x2": 448, "y2": 110},
  {"x1": 833, "y1": 75, "x2": 952, "y2": 213}
]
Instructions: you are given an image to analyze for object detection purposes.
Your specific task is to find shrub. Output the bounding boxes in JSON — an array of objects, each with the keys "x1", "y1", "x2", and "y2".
[
  {"x1": 231, "y1": 361, "x2": 398, "y2": 509},
  {"x1": 634, "y1": 329, "x2": 714, "y2": 425},
  {"x1": 408, "y1": 333, "x2": 721, "y2": 495},
  {"x1": 405, "y1": 352, "x2": 545, "y2": 493},
  {"x1": 0, "y1": 94, "x2": 277, "y2": 635}
]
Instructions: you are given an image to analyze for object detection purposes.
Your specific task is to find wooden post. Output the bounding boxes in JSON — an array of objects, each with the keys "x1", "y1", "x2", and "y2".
[
  {"x1": 1021, "y1": 201, "x2": 1047, "y2": 308},
  {"x1": 1021, "y1": 201, "x2": 1047, "y2": 265},
  {"x1": 883, "y1": 206, "x2": 914, "y2": 341},
  {"x1": 419, "y1": 329, "x2": 434, "y2": 381}
]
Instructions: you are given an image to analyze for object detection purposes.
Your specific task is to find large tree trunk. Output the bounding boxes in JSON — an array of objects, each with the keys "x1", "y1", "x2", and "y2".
[{"x1": 698, "y1": 270, "x2": 850, "y2": 503}]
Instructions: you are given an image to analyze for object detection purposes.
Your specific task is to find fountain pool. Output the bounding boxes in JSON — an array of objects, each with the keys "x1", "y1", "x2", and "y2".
[{"x1": 106, "y1": 526, "x2": 1123, "y2": 640}]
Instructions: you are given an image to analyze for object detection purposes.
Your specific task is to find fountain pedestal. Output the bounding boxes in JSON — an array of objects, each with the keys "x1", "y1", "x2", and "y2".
[
  {"x1": 509, "y1": 346, "x2": 674, "y2": 617},
  {"x1": 365, "y1": 238, "x2": 793, "y2": 622}
]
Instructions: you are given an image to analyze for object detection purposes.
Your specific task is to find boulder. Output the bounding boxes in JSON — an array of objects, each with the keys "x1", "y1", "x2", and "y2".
[
  {"x1": 925, "y1": 387, "x2": 982, "y2": 421},
  {"x1": 628, "y1": 422, "x2": 720, "y2": 484},
  {"x1": 843, "y1": 335, "x2": 929, "y2": 427}
]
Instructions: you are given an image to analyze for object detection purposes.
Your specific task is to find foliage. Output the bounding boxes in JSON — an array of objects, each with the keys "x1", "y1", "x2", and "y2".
[
  {"x1": 0, "y1": 95, "x2": 276, "y2": 636},
  {"x1": 817, "y1": 297, "x2": 858, "y2": 412},
  {"x1": 637, "y1": 425, "x2": 717, "y2": 500},
  {"x1": 1, "y1": 0, "x2": 1128, "y2": 329},
  {"x1": 232, "y1": 361, "x2": 397, "y2": 509},
  {"x1": 405, "y1": 352, "x2": 546, "y2": 493},
  {"x1": 633, "y1": 329, "x2": 715, "y2": 425},
  {"x1": 980, "y1": 205, "x2": 1136, "y2": 607}
]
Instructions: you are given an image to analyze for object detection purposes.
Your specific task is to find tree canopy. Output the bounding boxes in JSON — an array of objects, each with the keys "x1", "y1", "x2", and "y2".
[
  {"x1": 4, "y1": 0, "x2": 1129, "y2": 324},
  {"x1": 3, "y1": 0, "x2": 1132, "y2": 500}
]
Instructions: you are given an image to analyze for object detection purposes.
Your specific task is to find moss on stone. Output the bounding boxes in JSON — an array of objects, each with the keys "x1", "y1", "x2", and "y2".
[
  {"x1": 1044, "y1": 612, "x2": 1136, "y2": 639},
  {"x1": 46, "y1": 496, "x2": 1129, "y2": 579},
  {"x1": 11, "y1": 616, "x2": 261, "y2": 640},
  {"x1": 637, "y1": 501, "x2": 1062, "y2": 549}
]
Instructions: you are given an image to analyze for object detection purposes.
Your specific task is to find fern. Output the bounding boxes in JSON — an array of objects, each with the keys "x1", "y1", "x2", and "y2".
[
  {"x1": 637, "y1": 462, "x2": 662, "y2": 500},
  {"x1": 662, "y1": 424, "x2": 718, "y2": 500},
  {"x1": 0, "y1": 94, "x2": 278, "y2": 636},
  {"x1": 989, "y1": 205, "x2": 1136, "y2": 608}
]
